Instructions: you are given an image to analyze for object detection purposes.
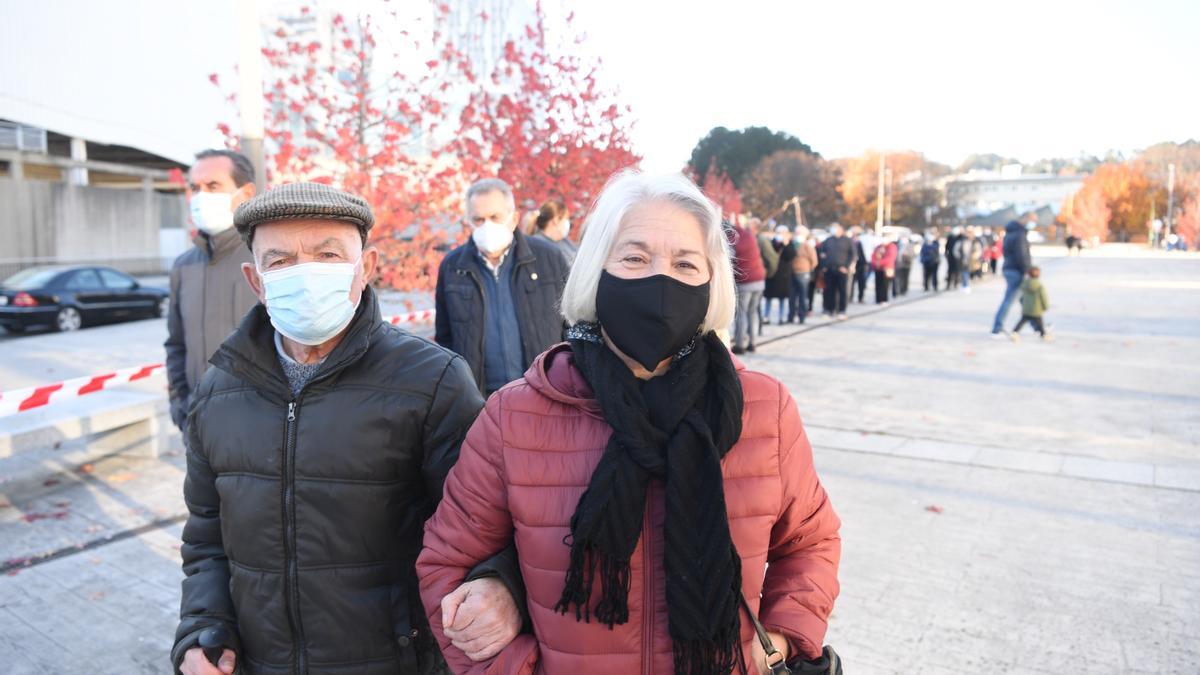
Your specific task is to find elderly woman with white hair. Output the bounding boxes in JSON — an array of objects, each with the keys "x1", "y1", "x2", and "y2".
[{"x1": 418, "y1": 171, "x2": 841, "y2": 675}]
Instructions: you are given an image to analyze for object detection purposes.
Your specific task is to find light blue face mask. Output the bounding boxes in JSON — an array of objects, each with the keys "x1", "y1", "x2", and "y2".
[{"x1": 258, "y1": 260, "x2": 361, "y2": 346}]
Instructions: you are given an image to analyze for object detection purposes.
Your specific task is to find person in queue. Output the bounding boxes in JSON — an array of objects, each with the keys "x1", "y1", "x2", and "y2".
[
  {"x1": 418, "y1": 170, "x2": 842, "y2": 675},
  {"x1": 165, "y1": 149, "x2": 260, "y2": 433},
  {"x1": 173, "y1": 182, "x2": 524, "y2": 675},
  {"x1": 435, "y1": 178, "x2": 570, "y2": 396},
  {"x1": 531, "y1": 199, "x2": 579, "y2": 265}
]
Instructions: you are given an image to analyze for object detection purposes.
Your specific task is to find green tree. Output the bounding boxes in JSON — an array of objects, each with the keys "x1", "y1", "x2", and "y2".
[{"x1": 687, "y1": 126, "x2": 814, "y2": 189}]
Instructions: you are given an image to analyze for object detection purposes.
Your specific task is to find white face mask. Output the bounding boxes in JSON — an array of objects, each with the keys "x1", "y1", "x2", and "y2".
[
  {"x1": 562, "y1": 219, "x2": 572, "y2": 239},
  {"x1": 472, "y1": 219, "x2": 515, "y2": 254},
  {"x1": 258, "y1": 260, "x2": 361, "y2": 346},
  {"x1": 190, "y1": 191, "x2": 235, "y2": 235}
]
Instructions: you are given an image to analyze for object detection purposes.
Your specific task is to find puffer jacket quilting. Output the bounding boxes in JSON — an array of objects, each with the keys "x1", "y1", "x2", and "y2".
[
  {"x1": 173, "y1": 286, "x2": 484, "y2": 675},
  {"x1": 418, "y1": 344, "x2": 841, "y2": 674}
]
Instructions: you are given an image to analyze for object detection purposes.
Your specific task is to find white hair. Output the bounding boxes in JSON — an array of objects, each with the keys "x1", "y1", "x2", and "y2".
[
  {"x1": 561, "y1": 170, "x2": 736, "y2": 333},
  {"x1": 464, "y1": 178, "x2": 515, "y2": 215}
]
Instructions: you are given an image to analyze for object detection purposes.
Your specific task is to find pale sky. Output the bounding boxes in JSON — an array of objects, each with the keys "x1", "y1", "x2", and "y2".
[
  {"x1": 567, "y1": 0, "x2": 1200, "y2": 171},
  {"x1": 2, "y1": 0, "x2": 1195, "y2": 171}
]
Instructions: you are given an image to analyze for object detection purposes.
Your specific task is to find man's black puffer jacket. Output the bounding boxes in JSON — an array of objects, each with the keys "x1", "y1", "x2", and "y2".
[{"x1": 171, "y1": 286, "x2": 487, "y2": 674}]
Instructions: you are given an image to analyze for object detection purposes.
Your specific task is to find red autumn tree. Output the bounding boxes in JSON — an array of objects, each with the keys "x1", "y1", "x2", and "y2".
[
  {"x1": 1059, "y1": 182, "x2": 1111, "y2": 243},
  {"x1": 213, "y1": 1, "x2": 640, "y2": 291},
  {"x1": 686, "y1": 162, "x2": 742, "y2": 221},
  {"x1": 445, "y1": 4, "x2": 641, "y2": 226}
]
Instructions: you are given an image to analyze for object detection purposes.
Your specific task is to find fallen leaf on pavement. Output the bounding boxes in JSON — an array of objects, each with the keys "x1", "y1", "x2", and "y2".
[
  {"x1": 21, "y1": 510, "x2": 70, "y2": 523},
  {"x1": 108, "y1": 472, "x2": 137, "y2": 483},
  {"x1": 89, "y1": 591, "x2": 106, "y2": 601},
  {"x1": 963, "y1": 350, "x2": 976, "y2": 357},
  {"x1": 42, "y1": 478, "x2": 61, "y2": 487},
  {"x1": 77, "y1": 464, "x2": 95, "y2": 474},
  {"x1": 52, "y1": 500, "x2": 71, "y2": 508},
  {"x1": 925, "y1": 505, "x2": 945, "y2": 514},
  {"x1": 0, "y1": 501, "x2": 11, "y2": 509}
]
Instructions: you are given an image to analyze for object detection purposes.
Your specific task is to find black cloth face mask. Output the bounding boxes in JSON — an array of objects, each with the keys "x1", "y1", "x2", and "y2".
[{"x1": 595, "y1": 270, "x2": 711, "y2": 371}]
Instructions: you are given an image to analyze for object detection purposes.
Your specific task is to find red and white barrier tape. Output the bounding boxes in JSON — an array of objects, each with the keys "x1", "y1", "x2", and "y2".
[
  {"x1": 0, "y1": 364, "x2": 164, "y2": 418},
  {"x1": 387, "y1": 309, "x2": 435, "y2": 325},
  {"x1": 0, "y1": 312, "x2": 436, "y2": 417}
]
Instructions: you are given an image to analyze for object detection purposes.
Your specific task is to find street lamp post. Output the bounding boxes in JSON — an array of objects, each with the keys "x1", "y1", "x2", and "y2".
[
  {"x1": 237, "y1": 0, "x2": 267, "y2": 189},
  {"x1": 875, "y1": 153, "x2": 886, "y2": 235},
  {"x1": 1166, "y1": 162, "x2": 1176, "y2": 244}
]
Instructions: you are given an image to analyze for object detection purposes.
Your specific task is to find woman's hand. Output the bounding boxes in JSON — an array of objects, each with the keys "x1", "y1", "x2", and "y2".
[{"x1": 750, "y1": 630, "x2": 790, "y2": 674}]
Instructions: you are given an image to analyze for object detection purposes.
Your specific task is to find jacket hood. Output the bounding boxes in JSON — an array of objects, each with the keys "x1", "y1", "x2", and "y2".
[
  {"x1": 522, "y1": 339, "x2": 748, "y2": 417},
  {"x1": 1005, "y1": 220, "x2": 1025, "y2": 233}
]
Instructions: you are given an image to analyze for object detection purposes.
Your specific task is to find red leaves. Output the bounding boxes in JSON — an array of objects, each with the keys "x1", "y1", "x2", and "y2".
[
  {"x1": 925, "y1": 505, "x2": 945, "y2": 514},
  {"x1": 206, "y1": 0, "x2": 637, "y2": 293},
  {"x1": 208, "y1": 73, "x2": 220, "y2": 86}
]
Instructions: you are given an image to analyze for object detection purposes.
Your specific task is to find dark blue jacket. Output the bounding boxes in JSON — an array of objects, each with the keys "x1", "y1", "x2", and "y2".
[
  {"x1": 435, "y1": 230, "x2": 569, "y2": 393},
  {"x1": 920, "y1": 240, "x2": 941, "y2": 265},
  {"x1": 1001, "y1": 221, "x2": 1032, "y2": 274}
]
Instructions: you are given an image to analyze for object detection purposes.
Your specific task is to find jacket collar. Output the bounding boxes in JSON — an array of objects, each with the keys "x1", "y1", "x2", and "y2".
[
  {"x1": 209, "y1": 285, "x2": 383, "y2": 400},
  {"x1": 524, "y1": 340, "x2": 748, "y2": 418},
  {"x1": 194, "y1": 228, "x2": 245, "y2": 262}
]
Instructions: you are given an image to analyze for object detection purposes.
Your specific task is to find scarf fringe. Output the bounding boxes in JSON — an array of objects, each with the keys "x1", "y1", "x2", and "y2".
[
  {"x1": 555, "y1": 541, "x2": 632, "y2": 627},
  {"x1": 672, "y1": 634, "x2": 740, "y2": 675}
]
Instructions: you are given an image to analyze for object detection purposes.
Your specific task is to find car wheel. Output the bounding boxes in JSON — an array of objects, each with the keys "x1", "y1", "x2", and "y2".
[
  {"x1": 156, "y1": 297, "x2": 169, "y2": 318},
  {"x1": 56, "y1": 306, "x2": 83, "y2": 332}
]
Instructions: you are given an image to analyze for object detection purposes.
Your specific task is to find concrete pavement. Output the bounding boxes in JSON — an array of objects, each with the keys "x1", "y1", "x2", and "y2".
[{"x1": 1, "y1": 245, "x2": 1197, "y2": 674}]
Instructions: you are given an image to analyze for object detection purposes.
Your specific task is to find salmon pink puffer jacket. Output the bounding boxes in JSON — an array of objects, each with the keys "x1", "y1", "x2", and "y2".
[{"x1": 418, "y1": 344, "x2": 841, "y2": 674}]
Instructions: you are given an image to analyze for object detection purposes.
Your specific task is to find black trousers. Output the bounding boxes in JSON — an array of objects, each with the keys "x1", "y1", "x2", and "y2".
[
  {"x1": 824, "y1": 269, "x2": 848, "y2": 313},
  {"x1": 809, "y1": 267, "x2": 821, "y2": 310},
  {"x1": 895, "y1": 265, "x2": 911, "y2": 296},
  {"x1": 875, "y1": 270, "x2": 891, "y2": 304},
  {"x1": 923, "y1": 263, "x2": 939, "y2": 291},
  {"x1": 946, "y1": 260, "x2": 960, "y2": 288},
  {"x1": 1013, "y1": 315, "x2": 1045, "y2": 336},
  {"x1": 853, "y1": 270, "x2": 869, "y2": 302}
]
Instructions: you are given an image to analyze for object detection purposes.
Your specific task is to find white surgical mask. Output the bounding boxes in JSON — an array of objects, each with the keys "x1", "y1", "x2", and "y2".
[
  {"x1": 472, "y1": 219, "x2": 515, "y2": 254},
  {"x1": 259, "y1": 260, "x2": 360, "y2": 346},
  {"x1": 190, "y1": 192, "x2": 235, "y2": 235},
  {"x1": 562, "y1": 219, "x2": 572, "y2": 239}
]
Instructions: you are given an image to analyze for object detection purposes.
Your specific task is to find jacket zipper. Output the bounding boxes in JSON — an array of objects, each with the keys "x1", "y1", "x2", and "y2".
[
  {"x1": 642, "y1": 482, "x2": 654, "y2": 675},
  {"x1": 284, "y1": 400, "x2": 308, "y2": 674}
]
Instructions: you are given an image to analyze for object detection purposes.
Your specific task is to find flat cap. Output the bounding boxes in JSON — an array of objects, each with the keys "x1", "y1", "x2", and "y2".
[{"x1": 234, "y1": 182, "x2": 374, "y2": 246}]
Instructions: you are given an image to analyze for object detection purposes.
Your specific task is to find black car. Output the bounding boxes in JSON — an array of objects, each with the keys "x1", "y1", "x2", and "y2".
[{"x1": 0, "y1": 266, "x2": 169, "y2": 333}]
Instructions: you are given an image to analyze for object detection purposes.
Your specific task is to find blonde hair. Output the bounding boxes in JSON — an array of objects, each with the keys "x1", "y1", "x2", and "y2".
[{"x1": 560, "y1": 170, "x2": 736, "y2": 333}]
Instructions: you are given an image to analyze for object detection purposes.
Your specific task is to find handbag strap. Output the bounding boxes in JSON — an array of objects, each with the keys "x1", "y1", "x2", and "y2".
[{"x1": 739, "y1": 592, "x2": 788, "y2": 674}]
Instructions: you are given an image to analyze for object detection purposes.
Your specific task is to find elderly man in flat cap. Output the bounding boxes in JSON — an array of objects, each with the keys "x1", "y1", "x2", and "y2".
[{"x1": 172, "y1": 182, "x2": 525, "y2": 675}]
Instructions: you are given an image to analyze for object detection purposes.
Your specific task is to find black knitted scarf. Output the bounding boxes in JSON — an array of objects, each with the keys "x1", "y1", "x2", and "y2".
[{"x1": 557, "y1": 325, "x2": 745, "y2": 675}]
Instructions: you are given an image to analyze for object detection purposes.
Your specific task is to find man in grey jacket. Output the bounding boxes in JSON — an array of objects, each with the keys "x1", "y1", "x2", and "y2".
[{"x1": 164, "y1": 149, "x2": 260, "y2": 430}]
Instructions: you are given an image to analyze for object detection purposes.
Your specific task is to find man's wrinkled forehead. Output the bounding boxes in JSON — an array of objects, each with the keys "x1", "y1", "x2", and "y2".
[{"x1": 252, "y1": 219, "x2": 360, "y2": 260}]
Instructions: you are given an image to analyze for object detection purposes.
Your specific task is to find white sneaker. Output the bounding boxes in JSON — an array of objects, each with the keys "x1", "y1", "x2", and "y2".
[
  {"x1": 990, "y1": 331, "x2": 1006, "y2": 340},
  {"x1": 1008, "y1": 331, "x2": 1020, "y2": 343},
  {"x1": 837, "y1": 313, "x2": 848, "y2": 321}
]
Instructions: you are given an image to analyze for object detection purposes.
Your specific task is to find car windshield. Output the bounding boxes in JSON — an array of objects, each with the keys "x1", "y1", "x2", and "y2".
[{"x1": 2, "y1": 268, "x2": 63, "y2": 290}]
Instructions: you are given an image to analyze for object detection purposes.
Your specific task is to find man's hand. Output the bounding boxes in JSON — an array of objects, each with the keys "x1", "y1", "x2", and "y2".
[
  {"x1": 180, "y1": 647, "x2": 235, "y2": 675},
  {"x1": 837, "y1": 266, "x2": 847, "y2": 274},
  {"x1": 441, "y1": 576, "x2": 521, "y2": 662},
  {"x1": 750, "y1": 630, "x2": 790, "y2": 675}
]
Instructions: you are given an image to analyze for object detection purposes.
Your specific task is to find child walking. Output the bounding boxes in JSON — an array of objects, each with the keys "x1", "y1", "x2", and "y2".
[{"x1": 1010, "y1": 265, "x2": 1051, "y2": 342}]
